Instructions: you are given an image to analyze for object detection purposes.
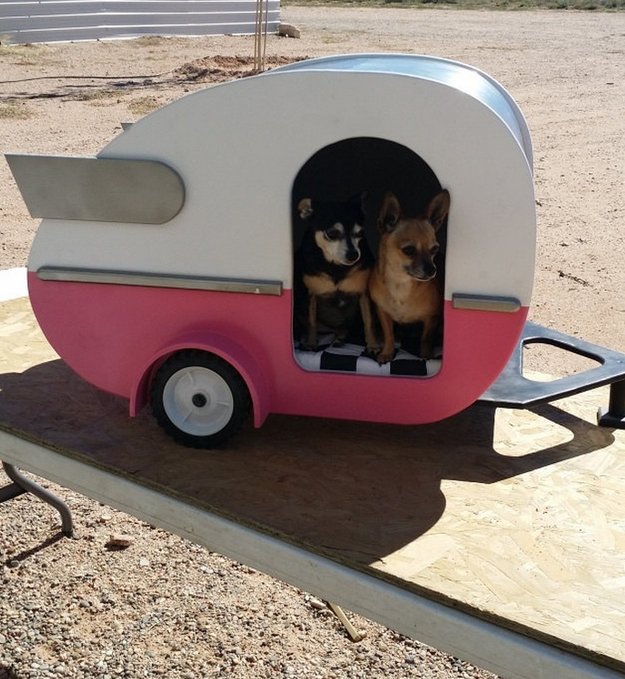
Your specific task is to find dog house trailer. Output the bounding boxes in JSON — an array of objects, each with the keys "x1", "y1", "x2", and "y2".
[{"x1": 7, "y1": 53, "x2": 536, "y2": 448}]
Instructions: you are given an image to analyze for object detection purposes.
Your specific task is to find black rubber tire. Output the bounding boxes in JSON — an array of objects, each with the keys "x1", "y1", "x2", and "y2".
[{"x1": 150, "y1": 350, "x2": 251, "y2": 449}]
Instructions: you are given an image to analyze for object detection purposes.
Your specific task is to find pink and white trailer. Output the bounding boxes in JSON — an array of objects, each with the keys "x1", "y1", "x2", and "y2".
[{"x1": 8, "y1": 54, "x2": 543, "y2": 447}]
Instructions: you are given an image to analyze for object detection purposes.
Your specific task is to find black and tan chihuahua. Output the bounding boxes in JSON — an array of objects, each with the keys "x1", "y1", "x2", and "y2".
[{"x1": 294, "y1": 195, "x2": 377, "y2": 352}]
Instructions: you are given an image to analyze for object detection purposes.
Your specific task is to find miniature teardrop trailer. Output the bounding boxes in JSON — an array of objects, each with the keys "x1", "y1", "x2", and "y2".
[{"x1": 10, "y1": 53, "x2": 605, "y2": 449}]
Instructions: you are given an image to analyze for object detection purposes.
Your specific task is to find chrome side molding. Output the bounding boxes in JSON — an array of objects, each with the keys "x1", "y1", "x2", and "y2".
[
  {"x1": 452, "y1": 293, "x2": 521, "y2": 313},
  {"x1": 37, "y1": 267, "x2": 283, "y2": 296}
]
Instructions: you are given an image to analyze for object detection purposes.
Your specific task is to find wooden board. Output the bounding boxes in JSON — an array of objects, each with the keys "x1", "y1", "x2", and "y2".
[{"x1": 1, "y1": 296, "x2": 625, "y2": 676}]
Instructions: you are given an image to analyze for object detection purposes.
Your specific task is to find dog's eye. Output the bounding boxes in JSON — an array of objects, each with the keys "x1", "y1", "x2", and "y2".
[
  {"x1": 401, "y1": 245, "x2": 417, "y2": 257},
  {"x1": 324, "y1": 228, "x2": 341, "y2": 241},
  {"x1": 430, "y1": 244, "x2": 440, "y2": 256}
]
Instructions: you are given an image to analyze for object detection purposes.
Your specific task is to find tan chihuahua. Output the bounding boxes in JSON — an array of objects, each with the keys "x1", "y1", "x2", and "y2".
[{"x1": 368, "y1": 189, "x2": 450, "y2": 364}]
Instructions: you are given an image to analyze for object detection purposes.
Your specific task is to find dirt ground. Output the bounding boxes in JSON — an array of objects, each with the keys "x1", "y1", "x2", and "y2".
[{"x1": 1, "y1": 7, "x2": 625, "y2": 678}]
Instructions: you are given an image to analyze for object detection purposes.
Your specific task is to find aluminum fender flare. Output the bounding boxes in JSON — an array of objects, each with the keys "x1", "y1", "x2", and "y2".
[{"x1": 131, "y1": 332, "x2": 271, "y2": 428}]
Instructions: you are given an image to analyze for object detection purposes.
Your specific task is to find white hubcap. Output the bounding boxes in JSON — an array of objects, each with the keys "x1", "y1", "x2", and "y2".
[{"x1": 162, "y1": 366, "x2": 234, "y2": 436}]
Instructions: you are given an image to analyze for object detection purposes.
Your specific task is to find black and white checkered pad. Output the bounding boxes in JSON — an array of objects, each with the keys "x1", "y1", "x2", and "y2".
[{"x1": 295, "y1": 340, "x2": 442, "y2": 377}]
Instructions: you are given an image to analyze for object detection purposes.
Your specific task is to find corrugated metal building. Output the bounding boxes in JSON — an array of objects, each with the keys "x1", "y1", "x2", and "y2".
[{"x1": 0, "y1": 0, "x2": 280, "y2": 44}]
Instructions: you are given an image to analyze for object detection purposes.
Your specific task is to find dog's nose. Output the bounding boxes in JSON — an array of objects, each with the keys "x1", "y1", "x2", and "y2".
[
  {"x1": 345, "y1": 250, "x2": 359, "y2": 263},
  {"x1": 425, "y1": 263, "x2": 437, "y2": 278}
]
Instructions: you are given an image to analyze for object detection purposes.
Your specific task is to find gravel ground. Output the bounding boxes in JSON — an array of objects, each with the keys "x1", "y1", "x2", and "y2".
[{"x1": 0, "y1": 472, "x2": 495, "y2": 679}]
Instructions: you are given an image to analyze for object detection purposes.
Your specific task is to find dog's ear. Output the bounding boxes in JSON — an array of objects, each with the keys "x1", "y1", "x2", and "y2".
[
  {"x1": 427, "y1": 190, "x2": 450, "y2": 231},
  {"x1": 298, "y1": 198, "x2": 314, "y2": 219},
  {"x1": 377, "y1": 192, "x2": 401, "y2": 233}
]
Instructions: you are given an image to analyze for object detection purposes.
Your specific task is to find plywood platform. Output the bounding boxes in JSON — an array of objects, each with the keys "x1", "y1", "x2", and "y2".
[{"x1": 1, "y1": 296, "x2": 625, "y2": 678}]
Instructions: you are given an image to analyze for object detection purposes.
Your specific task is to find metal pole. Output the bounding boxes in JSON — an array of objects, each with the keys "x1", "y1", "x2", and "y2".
[{"x1": 1, "y1": 461, "x2": 74, "y2": 537}]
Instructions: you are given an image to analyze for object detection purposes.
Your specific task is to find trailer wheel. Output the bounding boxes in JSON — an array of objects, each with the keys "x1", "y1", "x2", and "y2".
[{"x1": 150, "y1": 350, "x2": 250, "y2": 449}]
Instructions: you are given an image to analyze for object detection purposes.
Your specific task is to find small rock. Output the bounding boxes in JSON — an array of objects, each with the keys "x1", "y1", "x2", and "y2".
[
  {"x1": 105, "y1": 535, "x2": 133, "y2": 550},
  {"x1": 308, "y1": 597, "x2": 326, "y2": 610}
]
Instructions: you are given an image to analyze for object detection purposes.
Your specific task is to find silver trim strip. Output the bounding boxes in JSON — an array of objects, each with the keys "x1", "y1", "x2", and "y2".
[
  {"x1": 452, "y1": 293, "x2": 521, "y2": 313},
  {"x1": 37, "y1": 267, "x2": 283, "y2": 296}
]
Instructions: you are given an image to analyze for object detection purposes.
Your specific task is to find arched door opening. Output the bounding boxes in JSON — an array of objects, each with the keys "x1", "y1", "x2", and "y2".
[{"x1": 292, "y1": 137, "x2": 447, "y2": 377}]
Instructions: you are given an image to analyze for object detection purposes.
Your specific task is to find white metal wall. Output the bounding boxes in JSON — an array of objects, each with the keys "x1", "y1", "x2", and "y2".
[{"x1": 0, "y1": 0, "x2": 280, "y2": 44}]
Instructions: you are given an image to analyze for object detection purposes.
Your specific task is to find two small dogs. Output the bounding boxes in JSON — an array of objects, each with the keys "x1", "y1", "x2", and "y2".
[{"x1": 294, "y1": 189, "x2": 450, "y2": 364}]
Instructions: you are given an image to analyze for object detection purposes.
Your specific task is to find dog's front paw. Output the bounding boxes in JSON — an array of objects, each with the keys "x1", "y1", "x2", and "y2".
[
  {"x1": 300, "y1": 343, "x2": 319, "y2": 352},
  {"x1": 376, "y1": 350, "x2": 395, "y2": 365},
  {"x1": 363, "y1": 344, "x2": 381, "y2": 360}
]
